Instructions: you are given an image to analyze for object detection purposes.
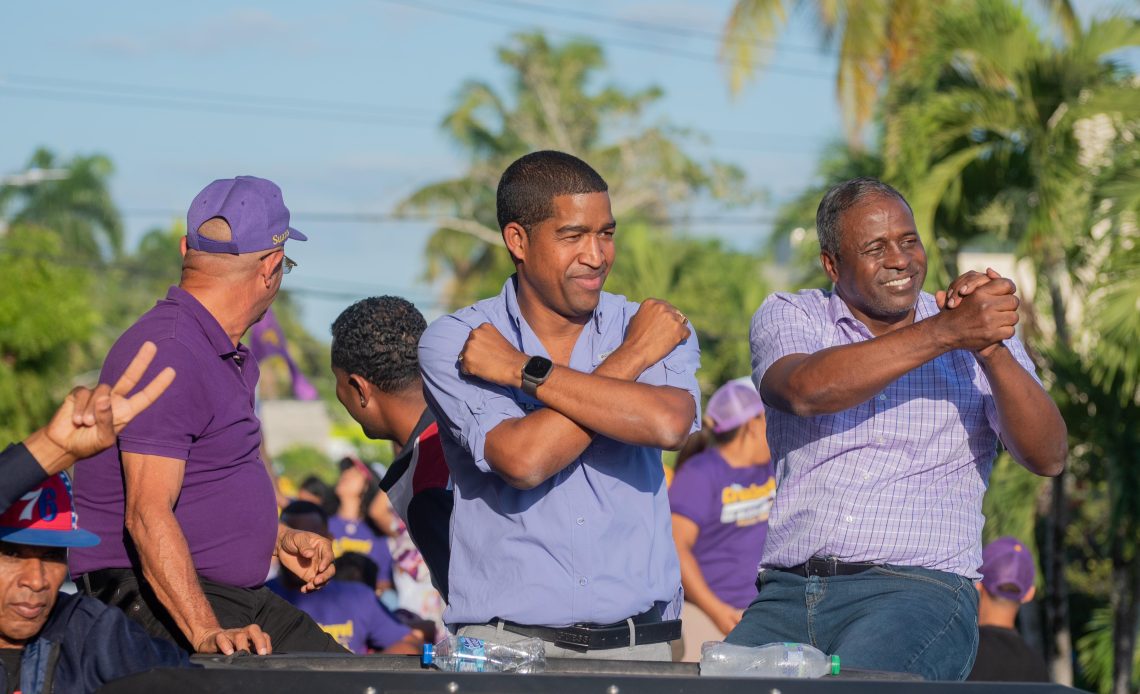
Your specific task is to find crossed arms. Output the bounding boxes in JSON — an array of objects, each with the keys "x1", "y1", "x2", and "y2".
[{"x1": 422, "y1": 299, "x2": 699, "y2": 490}]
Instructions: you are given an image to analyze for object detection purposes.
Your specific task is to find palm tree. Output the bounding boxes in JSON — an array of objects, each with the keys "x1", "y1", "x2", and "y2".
[
  {"x1": 399, "y1": 31, "x2": 750, "y2": 308},
  {"x1": 720, "y1": 0, "x2": 1080, "y2": 148},
  {"x1": 882, "y1": 4, "x2": 1140, "y2": 688},
  {"x1": 0, "y1": 148, "x2": 123, "y2": 261}
]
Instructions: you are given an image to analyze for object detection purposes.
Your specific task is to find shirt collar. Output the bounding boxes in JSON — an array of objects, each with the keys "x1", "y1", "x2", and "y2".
[
  {"x1": 165, "y1": 285, "x2": 247, "y2": 359},
  {"x1": 500, "y1": 275, "x2": 606, "y2": 335},
  {"x1": 824, "y1": 286, "x2": 932, "y2": 336}
]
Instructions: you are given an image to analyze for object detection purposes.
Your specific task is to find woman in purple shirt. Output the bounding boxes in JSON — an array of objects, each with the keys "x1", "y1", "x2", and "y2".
[{"x1": 669, "y1": 379, "x2": 775, "y2": 662}]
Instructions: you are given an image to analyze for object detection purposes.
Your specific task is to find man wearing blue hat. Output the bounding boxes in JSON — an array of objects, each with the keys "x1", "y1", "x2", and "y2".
[
  {"x1": 0, "y1": 473, "x2": 189, "y2": 694},
  {"x1": 71, "y1": 176, "x2": 343, "y2": 655}
]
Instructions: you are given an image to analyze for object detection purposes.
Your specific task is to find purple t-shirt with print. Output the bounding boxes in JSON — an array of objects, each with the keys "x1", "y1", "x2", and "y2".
[
  {"x1": 70, "y1": 286, "x2": 278, "y2": 588},
  {"x1": 669, "y1": 449, "x2": 775, "y2": 608},
  {"x1": 267, "y1": 578, "x2": 410, "y2": 653},
  {"x1": 328, "y1": 515, "x2": 393, "y2": 583}
]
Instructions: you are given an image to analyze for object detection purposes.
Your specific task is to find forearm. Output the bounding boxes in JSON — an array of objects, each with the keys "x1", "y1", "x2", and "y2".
[
  {"x1": 764, "y1": 320, "x2": 947, "y2": 416},
  {"x1": 536, "y1": 366, "x2": 694, "y2": 449},
  {"x1": 22, "y1": 429, "x2": 77, "y2": 476},
  {"x1": 978, "y1": 346, "x2": 1068, "y2": 476},
  {"x1": 126, "y1": 505, "x2": 221, "y2": 647},
  {"x1": 482, "y1": 344, "x2": 688, "y2": 489}
]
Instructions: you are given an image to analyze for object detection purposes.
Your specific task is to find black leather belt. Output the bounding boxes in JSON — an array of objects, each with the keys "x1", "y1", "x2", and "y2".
[
  {"x1": 777, "y1": 556, "x2": 879, "y2": 578},
  {"x1": 492, "y1": 606, "x2": 680, "y2": 651}
]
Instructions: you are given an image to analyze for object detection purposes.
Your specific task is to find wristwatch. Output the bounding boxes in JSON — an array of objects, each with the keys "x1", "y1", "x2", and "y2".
[{"x1": 521, "y1": 355, "x2": 554, "y2": 396}]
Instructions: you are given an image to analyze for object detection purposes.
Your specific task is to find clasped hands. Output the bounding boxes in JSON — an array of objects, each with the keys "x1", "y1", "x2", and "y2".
[{"x1": 934, "y1": 267, "x2": 1020, "y2": 359}]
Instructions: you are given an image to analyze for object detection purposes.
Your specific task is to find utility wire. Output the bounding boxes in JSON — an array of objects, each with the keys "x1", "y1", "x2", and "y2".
[
  {"x1": 374, "y1": 0, "x2": 833, "y2": 79},
  {"x1": 468, "y1": 0, "x2": 834, "y2": 56}
]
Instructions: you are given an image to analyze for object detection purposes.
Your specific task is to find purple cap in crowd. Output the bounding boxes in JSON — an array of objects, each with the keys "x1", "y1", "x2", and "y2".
[
  {"x1": 980, "y1": 536, "x2": 1036, "y2": 603},
  {"x1": 706, "y1": 378, "x2": 765, "y2": 434},
  {"x1": 186, "y1": 175, "x2": 307, "y2": 254}
]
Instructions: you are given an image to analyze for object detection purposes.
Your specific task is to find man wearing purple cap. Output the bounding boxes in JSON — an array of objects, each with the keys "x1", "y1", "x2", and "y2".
[
  {"x1": 729, "y1": 177, "x2": 1067, "y2": 680},
  {"x1": 968, "y1": 537, "x2": 1049, "y2": 682},
  {"x1": 0, "y1": 473, "x2": 189, "y2": 693},
  {"x1": 71, "y1": 176, "x2": 343, "y2": 656}
]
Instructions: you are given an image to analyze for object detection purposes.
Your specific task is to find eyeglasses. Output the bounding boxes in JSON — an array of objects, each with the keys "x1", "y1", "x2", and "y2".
[{"x1": 259, "y1": 250, "x2": 298, "y2": 275}]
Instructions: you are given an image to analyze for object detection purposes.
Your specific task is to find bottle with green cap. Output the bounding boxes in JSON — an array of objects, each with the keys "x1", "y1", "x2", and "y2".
[{"x1": 700, "y1": 641, "x2": 841, "y2": 678}]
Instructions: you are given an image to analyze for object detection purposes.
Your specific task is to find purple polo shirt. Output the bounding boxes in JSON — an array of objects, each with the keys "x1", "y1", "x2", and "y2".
[
  {"x1": 750, "y1": 289, "x2": 1041, "y2": 579},
  {"x1": 669, "y1": 449, "x2": 775, "y2": 608},
  {"x1": 70, "y1": 286, "x2": 278, "y2": 588},
  {"x1": 419, "y1": 276, "x2": 701, "y2": 628},
  {"x1": 267, "y1": 578, "x2": 410, "y2": 653}
]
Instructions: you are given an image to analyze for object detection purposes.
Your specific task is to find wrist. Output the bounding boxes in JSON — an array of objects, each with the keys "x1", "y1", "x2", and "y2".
[{"x1": 23, "y1": 429, "x2": 76, "y2": 475}]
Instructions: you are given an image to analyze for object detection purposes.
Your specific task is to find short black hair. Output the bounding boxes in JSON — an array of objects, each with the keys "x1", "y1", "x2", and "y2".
[
  {"x1": 334, "y1": 552, "x2": 379, "y2": 589},
  {"x1": 816, "y1": 177, "x2": 912, "y2": 258},
  {"x1": 281, "y1": 499, "x2": 329, "y2": 525},
  {"x1": 299, "y1": 476, "x2": 338, "y2": 516},
  {"x1": 496, "y1": 150, "x2": 608, "y2": 231},
  {"x1": 331, "y1": 296, "x2": 426, "y2": 393}
]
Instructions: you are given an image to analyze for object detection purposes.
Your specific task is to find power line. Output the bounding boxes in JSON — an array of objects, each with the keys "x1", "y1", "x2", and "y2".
[
  {"x1": 374, "y1": 0, "x2": 833, "y2": 80},
  {"x1": 120, "y1": 207, "x2": 780, "y2": 227},
  {"x1": 2, "y1": 73, "x2": 437, "y2": 119},
  {"x1": 468, "y1": 0, "x2": 834, "y2": 57}
]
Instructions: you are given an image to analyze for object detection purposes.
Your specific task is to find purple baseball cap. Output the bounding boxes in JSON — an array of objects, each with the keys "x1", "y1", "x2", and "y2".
[
  {"x1": 186, "y1": 175, "x2": 307, "y2": 254},
  {"x1": 980, "y1": 536, "x2": 1036, "y2": 602},
  {"x1": 706, "y1": 378, "x2": 765, "y2": 434},
  {"x1": 0, "y1": 472, "x2": 99, "y2": 548}
]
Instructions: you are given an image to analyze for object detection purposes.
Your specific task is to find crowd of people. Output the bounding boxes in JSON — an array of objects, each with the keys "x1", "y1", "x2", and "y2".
[{"x1": 0, "y1": 152, "x2": 1067, "y2": 692}]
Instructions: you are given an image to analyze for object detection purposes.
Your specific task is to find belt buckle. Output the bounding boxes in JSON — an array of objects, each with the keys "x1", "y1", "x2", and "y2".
[{"x1": 807, "y1": 556, "x2": 839, "y2": 577}]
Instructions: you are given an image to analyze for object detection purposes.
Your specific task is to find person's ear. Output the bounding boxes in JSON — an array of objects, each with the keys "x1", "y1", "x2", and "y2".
[
  {"x1": 1022, "y1": 585, "x2": 1036, "y2": 604},
  {"x1": 180, "y1": 236, "x2": 189, "y2": 257},
  {"x1": 503, "y1": 222, "x2": 529, "y2": 264},
  {"x1": 349, "y1": 374, "x2": 372, "y2": 408},
  {"x1": 821, "y1": 251, "x2": 840, "y2": 284}
]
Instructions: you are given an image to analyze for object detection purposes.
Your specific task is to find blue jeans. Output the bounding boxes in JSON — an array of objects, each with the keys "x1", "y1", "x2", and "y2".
[{"x1": 725, "y1": 565, "x2": 979, "y2": 681}]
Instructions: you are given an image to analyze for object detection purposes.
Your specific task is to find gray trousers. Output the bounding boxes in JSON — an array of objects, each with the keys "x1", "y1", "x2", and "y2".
[{"x1": 457, "y1": 620, "x2": 673, "y2": 661}]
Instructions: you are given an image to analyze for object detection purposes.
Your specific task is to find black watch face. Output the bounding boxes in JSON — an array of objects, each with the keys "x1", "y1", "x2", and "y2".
[{"x1": 523, "y1": 356, "x2": 554, "y2": 380}]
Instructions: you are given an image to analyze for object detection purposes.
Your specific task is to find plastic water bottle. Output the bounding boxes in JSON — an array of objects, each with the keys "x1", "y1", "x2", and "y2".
[
  {"x1": 700, "y1": 641, "x2": 840, "y2": 678},
  {"x1": 422, "y1": 636, "x2": 546, "y2": 673}
]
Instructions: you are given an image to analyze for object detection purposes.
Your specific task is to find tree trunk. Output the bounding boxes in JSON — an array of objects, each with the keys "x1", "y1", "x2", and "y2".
[
  {"x1": 1110, "y1": 544, "x2": 1138, "y2": 694},
  {"x1": 1045, "y1": 473, "x2": 1073, "y2": 685},
  {"x1": 1041, "y1": 263, "x2": 1073, "y2": 685}
]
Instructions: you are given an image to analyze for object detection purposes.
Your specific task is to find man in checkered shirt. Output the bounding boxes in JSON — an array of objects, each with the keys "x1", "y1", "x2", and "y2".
[{"x1": 725, "y1": 177, "x2": 1067, "y2": 681}]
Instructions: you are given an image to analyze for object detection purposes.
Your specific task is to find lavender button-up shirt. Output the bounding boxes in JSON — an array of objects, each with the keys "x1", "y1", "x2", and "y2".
[
  {"x1": 419, "y1": 276, "x2": 701, "y2": 627},
  {"x1": 750, "y1": 289, "x2": 1040, "y2": 579}
]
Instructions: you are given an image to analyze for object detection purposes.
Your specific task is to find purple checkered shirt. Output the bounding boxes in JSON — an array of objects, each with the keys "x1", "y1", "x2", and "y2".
[{"x1": 750, "y1": 289, "x2": 1040, "y2": 579}]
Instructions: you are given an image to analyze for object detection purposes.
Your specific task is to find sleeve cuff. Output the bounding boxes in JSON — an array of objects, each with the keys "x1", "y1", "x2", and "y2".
[{"x1": 0, "y1": 443, "x2": 50, "y2": 515}]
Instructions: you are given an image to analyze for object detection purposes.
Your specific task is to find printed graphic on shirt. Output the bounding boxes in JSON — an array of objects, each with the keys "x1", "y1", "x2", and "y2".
[
  {"x1": 333, "y1": 536, "x2": 375, "y2": 558},
  {"x1": 320, "y1": 620, "x2": 355, "y2": 650},
  {"x1": 720, "y1": 478, "x2": 776, "y2": 526}
]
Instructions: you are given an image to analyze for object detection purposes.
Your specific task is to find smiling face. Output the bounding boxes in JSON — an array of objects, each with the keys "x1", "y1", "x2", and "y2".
[
  {"x1": 821, "y1": 194, "x2": 926, "y2": 334},
  {"x1": 0, "y1": 541, "x2": 67, "y2": 648},
  {"x1": 508, "y1": 192, "x2": 616, "y2": 323}
]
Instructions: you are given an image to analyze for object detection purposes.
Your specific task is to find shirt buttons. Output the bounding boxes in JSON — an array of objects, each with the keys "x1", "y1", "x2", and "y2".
[
  {"x1": 876, "y1": 436, "x2": 885, "y2": 444},
  {"x1": 844, "y1": 515, "x2": 855, "y2": 523},
  {"x1": 878, "y1": 394, "x2": 887, "y2": 401},
  {"x1": 576, "y1": 517, "x2": 585, "y2": 525},
  {"x1": 862, "y1": 472, "x2": 871, "y2": 480},
  {"x1": 579, "y1": 577, "x2": 588, "y2": 586}
]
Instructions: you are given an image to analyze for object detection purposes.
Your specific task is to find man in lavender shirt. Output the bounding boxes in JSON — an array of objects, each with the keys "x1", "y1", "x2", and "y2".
[
  {"x1": 70, "y1": 176, "x2": 342, "y2": 656},
  {"x1": 726, "y1": 177, "x2": 1067, "y2": 680},
  {"x1": 419, "y1": 151, "x2": 700, "y2": 661}
]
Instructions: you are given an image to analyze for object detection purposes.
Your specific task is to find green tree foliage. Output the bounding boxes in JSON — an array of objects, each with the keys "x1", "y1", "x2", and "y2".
[
  {"x1": 400, "y1": 31, "x2": 752, "y2": 304},
  {"x1": 0, "y1": 148, "x2": 123, "y2": 261},
  {"x1": 720, "y1": 0, "x2": 1079, "y2": 147},
  {"x1": 0, "y1": 225, "x2": 98, "y2": 443}
]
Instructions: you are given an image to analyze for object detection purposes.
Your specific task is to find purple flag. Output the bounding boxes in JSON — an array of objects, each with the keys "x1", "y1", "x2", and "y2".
[{"x1": 249, "y1": 308, "x2": 318, "y2": 401}]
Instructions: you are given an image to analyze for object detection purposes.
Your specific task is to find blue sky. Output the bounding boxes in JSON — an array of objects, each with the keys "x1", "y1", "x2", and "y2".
[{"x1": 0, "y1": 0, "x2": 1126, "y2": 337}]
